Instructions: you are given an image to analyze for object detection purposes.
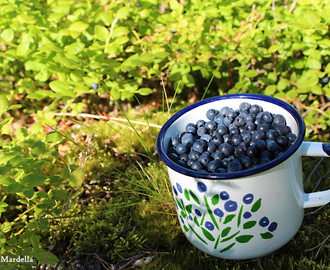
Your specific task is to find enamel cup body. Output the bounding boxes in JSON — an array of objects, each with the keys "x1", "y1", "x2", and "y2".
[{"x1": 157, "y1": 94, "x2": 330, "y2": 260}]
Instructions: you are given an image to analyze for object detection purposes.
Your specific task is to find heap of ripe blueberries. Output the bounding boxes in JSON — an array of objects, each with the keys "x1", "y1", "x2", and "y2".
[{"x1": 167, "y1": 102, "x2": 297, "y2": 173}]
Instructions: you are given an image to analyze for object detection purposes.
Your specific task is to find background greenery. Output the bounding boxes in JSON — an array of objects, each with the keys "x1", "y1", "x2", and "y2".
[{"x1": 0, "y1": 0, "x2": 330, "y2": 269}]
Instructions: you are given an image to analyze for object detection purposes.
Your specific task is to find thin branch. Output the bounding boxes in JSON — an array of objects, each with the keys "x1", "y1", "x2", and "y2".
[{"x1": 289, "y1": 0, "x2": 297, "y2": 13}]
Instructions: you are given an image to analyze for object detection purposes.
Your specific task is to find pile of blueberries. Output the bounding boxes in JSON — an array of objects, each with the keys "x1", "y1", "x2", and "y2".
[{"x1": 167, "y1": 102, "x2": 297, "y2": 173}]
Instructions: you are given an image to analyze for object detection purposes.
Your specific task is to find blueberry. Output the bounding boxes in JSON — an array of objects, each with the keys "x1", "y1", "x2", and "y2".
[
  {"x1": 245, "y1": 122, "x2": 256, "y2": 132},
  {"x1": 233, "y1": 115, "x2": 245, "y2": 126},
  {"x1": 239, "y1": 102, "x2": 251, "y2": 111},
  {"x1": 241, "y1": 131, "x2": 252, "y2": 143},
  {"x1": 322, "y1": 76, "x2": 329, "y2": 85},
  {"x1": 197, "y1": 127, "x2": 208, "y2": 136},
  {"x1": 245, "y1": 114, "x2": 255, "y2": 123},
  {"x1": 220, "y1": 191, "x2": 230, "y2": 200},
  {"x1": 267, "y1": 140, "x2": 278, "y2": 152},
  {"x1": 192, "y1": 139, "x2": 207, "y2": 153},
  {"x1": 252, "y1": 130, "x2": 266, "y2": 142},
  {"x1": 179, "y1": 154, "x2": 189, "y2": 162},
  {"x1": 171, "y1": 30, "x2": 177, "y2": 33},
  {"x1": 196, "y1": 119, "x2": 206, "y2": 128},
  {"x1": 211, "y1": 134, "x2": 223, "y2": 146},
  {"x1": 136, "y1": 3, "x2": 141, "y2": 7},
  {"x1": 207, "y1": 160, "x2": 221, "y2": 172},
  {"x1": 168, "y1": 152, "x2": 179, "y2": 161},
  {"x1": 229, "y1": 126, "x2": 239, "y2": 136},
  {"x1": 254, "y1": 139, "x2": 267, "y2": 151},
  {"x1": 206, "y1": 109, "x2": 219, "y2": 120},
  {"x1": 176, "y1": 159, "x2": 188, "y2": 167},
  {"x1": 226, "y1": 109, "x2": 238, "y2": 118},
  {"x1": 223, "y1": 134, "x2": 232, "y2": 144},
  {"x1": 176, "y1": 143, "x2": 189, "y2": 155},
  {"x1": 231, "y1": 134, "x2": 242, "y2": 146},
  {"x1": 217, "y1": 124, "x2": 228, "y2": 136},
  {"x1": 223, "y1": 116, "x2": 233, "y2": 127},
  {"x1": 212, "y1": 152, "x2": 225, "y2": 162},
  {"x1": 250, "y1": 104, "x2": 263, "y2": 115},
  {"x1": 206, "y1": 142, "x2": 217, "y2": 153},
  {"x1": 257, "y1": 123, "x2": 269, "y2": 133},
  {"x1": 205, "y1": 121, "x2": 218, "y2": 132},
  {"x1": 275, "y1": 124, "x2": 289, "y2": 136},
  {"x1": 198, "y1": 154, "x2": 212, "y2": 167},
  {"x1": 286, "y1": 133, "x2": 297, "y2": 143},
  {"x1": 273, "y1": 114, "x2": 286, "y2": 126},
  {"x1": 214, "y1": 114, "x2": 224, "y2": 124},
  {"x1": 220, "y1": 143, "x2": 234, "y2": 157},
  {"x1": 246, "y1": 146, "x2": 258, "y2": 158},
  {"x1": 241, "y1": 156, "x2": 253, "y2": 168},
  {"x1": 216, "y1": 167, "x2": 226, "y2": 173},
  {"x1": 200, "y1": 134, "x2": 212, "y2": 142},
  {"x1": 190, "y1": 161, "x2": 203, "y2": 171},
  {"x1": 186, "y1": 123, "x2": 197, "y2": 134},
  {"x1": 266, "y1": 129, "x2": 277, "y2": 140},
  {"x1": 170, "y1": 136, "x2": 180, "y2": 147},
  {"x1": 91, "y1": 83, "x2": 98, "y2": 90},
  {"x1": 181, "y1": 133, "x2": 195, "y2": 146},
  {"x1": 219, "y1": 106, "x2": 231, "y2": 116},
  {"x1": 221, "y1": 158, "x2": 231, "y2": 168},
  {"x1": 260, "y1": 111, "x2": 273, "y2": 124},
  {"x1": 189, "y1": 150, "x2": 200, "y2": 160},
  {"x1": 187, "y1": 159, "x2": 194, "y2": 167},
  {"x1": 227, "y1": 160, "x2": 243, "y2": 172}
]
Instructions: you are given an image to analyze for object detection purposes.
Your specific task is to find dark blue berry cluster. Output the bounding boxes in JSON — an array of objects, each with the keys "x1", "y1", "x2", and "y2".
[{"x1": 167, "y1": 102, "x2": 297, "y2": 173}]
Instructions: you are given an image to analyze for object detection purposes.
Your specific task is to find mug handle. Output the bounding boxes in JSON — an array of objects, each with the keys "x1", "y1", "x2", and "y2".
[{"x1": 299, "y1": 142, "x2": 330, "y2": 208}]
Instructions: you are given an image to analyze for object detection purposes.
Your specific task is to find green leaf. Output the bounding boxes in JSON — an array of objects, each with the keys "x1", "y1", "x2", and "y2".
[
  {"x1": 46, "y1": 131, "x2": 63, "y2": 144},
  {"x1": 49, "y1": 80, "x2": 69, "y2": 92},
  {"x1": 58, "y1": 57, "x2": 78, "y2": 69},
  {"x1": 31, "y1": 141, "x2": 46, "y2": 157},
  {"x1": 277, "y1": 80, "x2": 288, "y2": 91},
  {"x1": 138, "y1": 88, "x2": 153, "y2": 96},
  {"x1": 69, "y1": 168, "x2": 85, "y2": 188},
  {"x1": 211, "y1": 194, "x2": 219, "y2": 205},
  {"x1": 236, "y1": 235, "x2": 254, "y2": 243},
  {"x1": 24, "y1": 189, "x2": 35, "y2": 199},
  {"x1": 224, "y1": 214, "x2": 235, "y2": 224},
  {"x1": 221, "y1": 227, "x2": 231, "y2": 238},
  {"x1": 100, "y1": 12, "x2": 113, "y2": 25},
  {"x1": 244, "y1": 70, "x2": 258, "y2": 78},
  {"x1": 251, "y1": 198, "x2": 262, "y2": 213},
  {"x1": 311, "y1": 85, "x2": 322, "y2": 95},
  {"x1": 21, "y1": 173, "x2": 47, "y2": 187},
  {"x1": 0, "y1": 167, "x2": 11, "y2": 175},
  {"x1": 286, "y1": 89, "x2": 298, "y2": 98},
  {"x1": 6, "y1": 182, "x2": 24, "y2": 193},
  {"x1": 1, "y1": 28, "x2": 15, "y2": 42},
  {"x1": 16, "y1": 42, "x2": 30, "y2": 57},
  {"x1": 243, "y1": 221, "x2": 257, "y2": 229},
  {"x1": 1, "y1": 222, "x2": 12, "y2": 233},
  {"x1": 305, "y1": 11, "x2": 321, "y2": 25},
  {"x1": 112, "y1": 26, "x2": 129, "y2": 37},
  {"x1": 265, "y1": 85, "x2": 276, "y2": 95},
  {"x1": 117, "y1": 6, "x2": 130, "y2": 18},
  {"x1": 307, "y1": 59, "x2": 321, "y2": 70},
  {"x1": 268, "y1": 44, "x2": 280, "y2": 53},
  {"x1": 182, "y1": 74, "x2": 195, "y2": 87},
  {"x1": 95, "y1": 25, "x2": 109, "y2": 41},
  {"x1": 31, "y1": 249, "x2": 59, "y2": 264},
  {"x1": 201, "y1": 227, "x2": 215, "y2": 241},
  {"x1": 69, "y1": 21, "x2": 89, "y2": 32}
]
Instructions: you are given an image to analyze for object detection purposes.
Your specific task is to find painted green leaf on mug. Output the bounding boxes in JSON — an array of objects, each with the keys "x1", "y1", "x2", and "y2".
[
  {"x1": 220, "y1": 231, "x2": 240, "y2": 243},
  {"x1": 220, "y1": 242, "x2": 235, "y2": 253},
  {"x1": 204, "y1": 196, "x2": 219, "y2": 230},
  {"x1": 261, "y1": 232, "x2": 274, "y2": 239},
  {"x1": 183, "y1": 225, "x2": 189, "y2": 232},
  {"x1": 194, "y1": 216, "x2": 200, "y2": 227},
  {"x1": 236, "y1": 235, "x2": 254, "y2": 243},
  {"x1": 251, "y1": 198, "x2": 262, "y2": 213},
  {"x1": 237, "y1": 205, "x2": 243, "y2": 227},
  {"x1": 214, "y1": 235, "x2": 221, "y2": 250},
  {"x1": 221, "y1": 227, "x2": 231, "y2": 238},
  {"x1": 175, "y1": 198, "x2": 184, "y2": 211},
  {"x1": 224, "y1": 214, "x2": 235, "y2": 224},
  {"x1": 184, "y1": 189, "x2": 190, "y2": 201},
  {"x1": 188, "y1": 224, "x2": 208, "y2": 245},
  {"x1": 211, "y1": 194, "x2": 219, "y2": 205},
  {"x1": 202, "y1": 227, "x2": 215, "y2": 242},
  {"x1": 181, "y1": 210, "x2": 187, "y2": 219},
  {"x1": 243, "y1": 221, "x2": 257, "y2": 229},
  {"x1": 189, "y1": 190, "x2": 200, "y2": 205},
  {"x1": 186, "y1": 204, "x2": 192, "y2": 214}
]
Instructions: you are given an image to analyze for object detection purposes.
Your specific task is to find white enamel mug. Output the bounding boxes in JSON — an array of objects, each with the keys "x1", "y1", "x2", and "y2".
[{"x1": 157, "y1": 94, "x2": 330, "y2": 260}]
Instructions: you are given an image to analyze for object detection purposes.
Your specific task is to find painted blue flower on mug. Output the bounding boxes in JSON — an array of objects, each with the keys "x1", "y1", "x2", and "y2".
[
  {"x1": 224, "y1": 200, "x2": 238, "y2": 212},
  {"x1": 176, "y1": 183, "x2": 183, "y2": 193},
  {"x1": 197, "y1": 182, "x2": 207, "y2": 192},
  {"x1": 214, "y1": 208, "x2": 224, "y2": 218},
  {"x1": 220, "y1": 191, "x2": 230, "y2": 200},
  {"x1": 243, "y1": 193, "x2": 254, "y2": 204}
]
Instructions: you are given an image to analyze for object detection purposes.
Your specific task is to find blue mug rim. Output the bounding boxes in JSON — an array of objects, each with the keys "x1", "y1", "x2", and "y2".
[{"x1": 156, "y1": 94, "x2": 305, "y2": 180}]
